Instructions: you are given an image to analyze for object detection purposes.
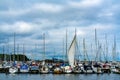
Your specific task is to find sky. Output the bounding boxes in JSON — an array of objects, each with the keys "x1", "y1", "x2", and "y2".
[{"x1": 0, "y1": 0, "x2": 120, "y2": 61}]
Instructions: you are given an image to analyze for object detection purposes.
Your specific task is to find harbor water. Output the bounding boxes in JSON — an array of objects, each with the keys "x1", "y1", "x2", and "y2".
[{"x1": 0, "y1": 73, "x2": 120, "y2": 80}]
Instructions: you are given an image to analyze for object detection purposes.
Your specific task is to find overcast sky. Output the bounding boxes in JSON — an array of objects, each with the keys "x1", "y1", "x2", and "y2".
[{"x1": 0, "y1": 0, "x2": 120, "y2": 61}]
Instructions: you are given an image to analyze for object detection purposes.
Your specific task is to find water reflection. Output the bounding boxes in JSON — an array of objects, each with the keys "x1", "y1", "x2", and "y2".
[{"x1": 0, "y1": 73, "x2": 120, "y2": 80}]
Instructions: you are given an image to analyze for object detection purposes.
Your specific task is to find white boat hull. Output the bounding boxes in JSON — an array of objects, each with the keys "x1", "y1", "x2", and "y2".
[
  {"x1": 40, "y1": 66, "x2": 49, "y2": 74},
  {"x1": 20, "y1": 69, "x2": 29, "y2": 73},
  {"x1": 9, "y1": 67, "x2": 18, "y2": 74}
]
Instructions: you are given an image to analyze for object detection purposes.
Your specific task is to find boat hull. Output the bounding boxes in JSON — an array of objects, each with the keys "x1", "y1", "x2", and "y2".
[{"x1": 9, "y1": 67, "x2": 18, "y2": 74}]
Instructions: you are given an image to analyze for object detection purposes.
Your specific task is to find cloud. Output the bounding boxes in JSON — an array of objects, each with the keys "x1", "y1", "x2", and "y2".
[
  {"x1": 0, "y1": 8, "x2": 29, "y2": 17},
  {"x1": 0, "y1": 21, "x2": 34, "y2": 34},
  {"x1": 33, "y1": 3, "x2": 64, "y2": 13},
  {"x1": 97, "y1": 4, "x2": 120, "y2": 23},
  {"x1": 0, "y1": 3, "x2": 64, "y2": 18},
  {"x1": 0, "y1": 0, "x2": 120, "y2": 60},
  {"x1": 68, "y1": 0, "x2": 103, "y2": 8}
]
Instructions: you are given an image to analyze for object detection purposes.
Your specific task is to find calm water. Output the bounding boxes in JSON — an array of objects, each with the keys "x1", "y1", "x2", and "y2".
[{"x1": 0, "y1": 73, "x2": 120, "y2": 80}]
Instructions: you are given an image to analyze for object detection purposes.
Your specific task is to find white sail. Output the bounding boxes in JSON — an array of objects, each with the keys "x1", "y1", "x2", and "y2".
[{"x1": 68, "y1": 34, "x2": 77, "y2": 68}]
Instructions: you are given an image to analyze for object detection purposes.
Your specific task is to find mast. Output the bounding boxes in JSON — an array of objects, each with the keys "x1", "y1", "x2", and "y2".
[
  {"x1": 13, "y1": 32, "x2": 16, "y2": 61},
  {"x1": 23, "y1": 44, "x2": 25, "y2": 62},
  {"x1": 98, "y1": 41, "x2": 102, "y2": 61},
  {"x1": 17, "y1": 44, "x2": 19, "y2": 61},
  {"x1": 54, "y1": 48, "x2": 55, "y2": 59},
  {"x1": 112, "y1": 35, "x2": 116, "y2": 61},
  {"x1": 66, "y1": 29, "x2": 68, "y2": 61},
  {"x1": 83, "y1": 38, "x2": 86, "y2": 61},
  {"x1": 96, "y1": 40, "x2": 100, "y2": 61},
  {"x1": 7, "y1": 38, "x2": 10, "y2": 61},
  {"x1": 74, "y1": 29, "x2": 77, "y2": 65},
  {"x1": 35, "y1": 44, "x2": 37, "y2": 60},
  {"x1": 3, "y1": 45, "x2": 5, "y2": 61},
  {"x1": 105, "y1": 34, "x2": 108, "y2": 61},
  {"x1": 83, "y1": 38, "x2": 89, "y2": 61},
  {"x1": 91, "y1": 43, "x2": 93, "y2": 60},
  {"x1": 63, "y1": 38, "x2": 65, "y2": 61},
  {"x1": 95, "y1": 29, "x2": 98, "y2": 61},
  {"x1": 78, "y1": 40, "x2": 81, "y2": 61},
  {"x1": 43, "y1": 33, "x2": 45, "y2": 61},
  {"x1": 103, "y1": 44, "x2": 107, "y2": 61}
]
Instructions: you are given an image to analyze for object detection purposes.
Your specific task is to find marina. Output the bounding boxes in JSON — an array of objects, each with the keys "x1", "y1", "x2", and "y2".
[
  {"x1": 0, "y1": 29, "x2": 120, "y2": 75},
  {"x1": 0, "y1": 0, "x2": 120, "y2": 80},
  {"x1": 0, "y1": 60, "x2": 120, "y2": 74}
]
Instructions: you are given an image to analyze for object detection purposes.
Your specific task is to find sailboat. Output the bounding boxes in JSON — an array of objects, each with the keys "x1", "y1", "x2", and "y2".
[
  {"x1": 68, "y1": 33, "x2": 76, "y2": 68},
  {"x1": 112, "y1": 62, "x2": 120, "y2": 74},
  {"x1": 93, "y1": 44, "x2": 103, "y2": 74},
  {"x1": 40, "y1": 33, "x2": 49, "y2": 74},
  {"x1": 9, "y1": 33, "x2": 18, "y2": 74},
  {"x1": 20, "y1": 44, "x2": 29, "y2": 73},
  {"x1": 20, "y1": 63, "x2": 29, "y2": 73},
  {"x1": 93, "y1": 62, "x2": 103, "y2": 74},
  {"x1": 40, "y1": 61, "x2": 49, "y2": 74},
  {"x1": 64, "y1": 29, "x2": 82, "y2": 74},
  {"x1": 53, "y1": 49, "x2": 63, "y2": 74},
  {"x1": 101, "y1": 35, "x2": 111, "y2": 73},
  {"x1": 29, "y1": 61, "x2": 39, "y2": 74},
  {"x1": 82, "y1": 38, "x2": 93, "y2": 74},
  {"x1": 28, "y1": 44, "x2": 39, "y2": 74},
  {"x1": 4, "y1": 39, "x2": 13, "y2": 73},
  {"x1": 63, "y1": 30, "x2": 72, "y2": 74},
  {"x1": 92, "y1": 29, "x2": 103, "y2": 74},
  {"x1": 111, "y1": 36, "x2": 120, "y2": 74},
  {"x1": 9, "y1": 64, "x2": 18, "y2": 74},
  {"x1": 69, "y1": 33, "x2": 83, "y2": 74}
]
